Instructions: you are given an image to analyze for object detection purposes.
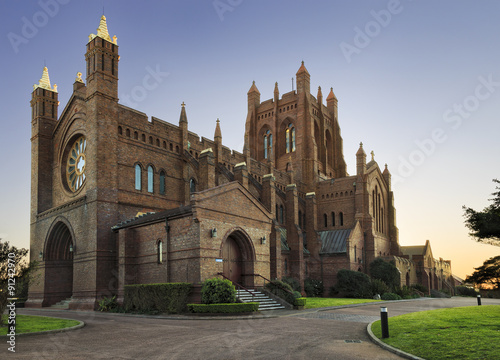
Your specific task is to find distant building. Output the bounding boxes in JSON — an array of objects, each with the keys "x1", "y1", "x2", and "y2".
[{"x1": 27, "y1": 16, "x2": 454, "y2": 309}]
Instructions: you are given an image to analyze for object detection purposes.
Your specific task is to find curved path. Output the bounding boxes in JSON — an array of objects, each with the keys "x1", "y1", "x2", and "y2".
[{"x1": 7, "y1": 297, "x2": 499, "y2": 360}]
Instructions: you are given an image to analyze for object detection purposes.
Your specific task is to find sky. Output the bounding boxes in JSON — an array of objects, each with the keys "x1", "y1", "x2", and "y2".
[{"x1": 0, "y1": 0, "x2": 499, "y2": 279}]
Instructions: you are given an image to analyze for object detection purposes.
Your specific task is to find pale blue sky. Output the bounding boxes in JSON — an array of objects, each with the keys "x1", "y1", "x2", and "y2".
[{"x1": 1, "y1": 0, "x2": 499, "y2": 278}]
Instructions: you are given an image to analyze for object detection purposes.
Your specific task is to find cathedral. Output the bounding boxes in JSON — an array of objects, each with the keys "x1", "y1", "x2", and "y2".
[{"x1": 27, "y1": 16, "x2": 454, "y2": 310}]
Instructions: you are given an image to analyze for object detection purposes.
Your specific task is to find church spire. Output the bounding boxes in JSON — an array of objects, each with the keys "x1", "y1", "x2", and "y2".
[
  {"x1": 214, "y1": 118, "x2": 222, "y2": 140},
  {"x1": 179, "y1": 102, "x2": 188, "y2": 124},
  {"x1": 89, "y1": 15, "x2": 117, "y2": 44},
  {"x1": 317, "y1": 86, "x2": 323, "y2": 104},
  {"x1": 33, "y1": 67, "x2": 57, "y2": 92}
]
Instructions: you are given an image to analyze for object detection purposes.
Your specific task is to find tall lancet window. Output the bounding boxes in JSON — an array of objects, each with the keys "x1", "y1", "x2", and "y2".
[
  {"x1": 286, "y1": 123, "x2": 296, "y2": 153},
  {"x1": 135, "y1": 164, "x2": 142, "y2": 190},
  {"x1": 147, "y1": 165, "x2": 154, "y2": 193},
  {"x1": 263, "y1": 130, "x2": 272, "y2": 159}
]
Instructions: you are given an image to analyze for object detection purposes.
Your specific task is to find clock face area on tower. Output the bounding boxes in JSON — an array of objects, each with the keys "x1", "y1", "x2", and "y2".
[{"x1": 66, "y1": 135, "x2": 87, "y2": 192}]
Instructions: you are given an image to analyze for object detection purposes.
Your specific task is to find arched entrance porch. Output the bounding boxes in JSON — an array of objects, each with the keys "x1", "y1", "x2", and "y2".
[
  {"x1": 220, "y1": 229, "x2": 256, "y2": 288},
  {"x1": 43, "y1": 219, "x2": 74, "y2": 306}
]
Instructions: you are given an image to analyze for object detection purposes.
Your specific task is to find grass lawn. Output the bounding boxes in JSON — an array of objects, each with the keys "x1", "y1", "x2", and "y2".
[
  {"x1": 305, "y1": 297, "x2": 380, "y2": 309},
  {"x1": 0, "y1": 315, "x2": 80, "y2": 335},
  {"x1": 371, "y1": 305, "x2": 500, "y2": 360}
]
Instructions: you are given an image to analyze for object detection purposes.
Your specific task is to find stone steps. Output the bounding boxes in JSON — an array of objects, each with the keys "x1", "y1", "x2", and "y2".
[
  {"x1": 50, "y1": 297, "x2": 72, "y2": 309},
  {"x1": 236, "y1": 289, "x2": 285, "y2": 311}
]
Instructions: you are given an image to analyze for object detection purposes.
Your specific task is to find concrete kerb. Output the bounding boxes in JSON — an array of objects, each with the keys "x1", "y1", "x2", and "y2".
[
  {"x1": 0, "y1": 316, "x2": 85, "y2": 338},
  {"x1": 366, "y1": 320, "x2": 425, "y2": 360}
]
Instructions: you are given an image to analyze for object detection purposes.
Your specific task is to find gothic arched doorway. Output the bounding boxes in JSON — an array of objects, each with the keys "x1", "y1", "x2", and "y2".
[
  {"x1": 221, "y1": 230, "x2": 255, "y2": 287},
  {"x1": 43, "y1": 220, "x2": 74, "y2": 306}
]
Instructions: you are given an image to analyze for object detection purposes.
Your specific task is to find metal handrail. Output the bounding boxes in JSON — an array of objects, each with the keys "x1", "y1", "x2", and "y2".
[
  {"x1": 252, "y1": 273, "x2": 296, "y2": 297},
  {"x1": 217, "y1": 272, "x2": 256, "y2": 301}
]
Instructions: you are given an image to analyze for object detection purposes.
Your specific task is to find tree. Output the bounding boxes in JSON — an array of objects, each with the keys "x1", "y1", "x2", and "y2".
[
  {"x1": 369, "y1": 258, "x2": 401, "y2": 290},
  {"x1": 465, "y1": 255, "x2": 500, "y2": 289},
  {"x1": 463, "y1": 179, "x2": 500, "y2": 247},
  {"x1": 0, "y1": 241, "x2": 36, "y2": 325}
]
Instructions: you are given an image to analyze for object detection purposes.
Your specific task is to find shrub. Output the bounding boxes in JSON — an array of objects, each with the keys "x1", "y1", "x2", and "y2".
[
  {"x1": 430, "y1": 289, "x2": 451, "y2": 298},
  {"x1": 265, "y1": 279, "x2": 296, "y2": 304},
  {"x1": 328, "y1": 285, "x2": 339, "y2": 297},
  {"x1": 455, "y1": 286, "x2": 477, "y2": 297},
  {"x1": 371, "y1": 278, "x2": 389, "y2": 296},
  {"x1": 304, "y1": 278, "x2": 324, "y2": 297},
  {"x1": 294, "y1": 297, "x2": 307, "y2": 307},
  {"x1": 201, "y1": 278, "x2": 236, "y2": 304},
  {"x1": 0, "y1": 290, "x2": 7, "y2": 326},
  {"x1": 281, "y1": 277, "x2": 301, "y2": 292},
  {"x1": 411, "y1": 283, "x2": 428, "y2": 294},
  {"x1": 381, "y1": 292, "x2": 402, "y2": 301},
  {"x1": 369, "y1": 258, "x2": 401, "y2": 290},
  {"x1": 394, "y1": 285, "x2": 413, "y2": 299},
  {"x1": 98, "y1": 295, "x2": 118, "y2": 312},
  {"x1": 124, "y1": 283, "x2": 192, "y2": 313},
  {"x1": 188, "y1": 302, "x2": 259, "y2": 313},
  {"x1": 336, "y1": 269, "x2": 372, "y2": 298}
]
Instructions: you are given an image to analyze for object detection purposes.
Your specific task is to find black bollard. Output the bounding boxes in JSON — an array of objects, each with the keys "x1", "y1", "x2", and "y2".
[
  {"x1": 477, "y1": 295, "x2": 482, "y2": 306},
  {"x1": 380, "y1": 307, "x2": 389, "y2": 338}
]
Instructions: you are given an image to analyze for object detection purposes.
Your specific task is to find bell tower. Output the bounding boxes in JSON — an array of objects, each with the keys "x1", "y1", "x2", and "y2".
[
  {"x1": 30, "y1": 67, "x2": 58, "y2": 218},
  {"x1": 85, "y1": 15, "x2": 119, "y2": 101}
]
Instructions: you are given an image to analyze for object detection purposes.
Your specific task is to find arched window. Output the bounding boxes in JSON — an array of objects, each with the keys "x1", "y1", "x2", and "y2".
[
  {"x1": 286, "y1": 123, "x2": 296, "y2": 153},
  {"x1": 126, "y1": 128, "x2": 130, "y2": 137},
  {"x1": 142, "y1": 134, "x2": 146, "y2": 142},
  {"x1": 157, "y1": 240, "x2": 163, "y2": 264},
  {"x1": 134, "y1": 131, "x2": 138, "y2": 140},
  {"x1": 263, "y1": 130, "x2": 272, "y2": 159},
  {"x1": 279, "y1": 205, "x2": 284, "y2": 224},
  {"x1": 159, "y1": 171, "x2": 166, "y2": 195},
  {"x1": 331, "y1": 212, "x2": 335, "y2": 226},
  {"x1": 189, "y1": 178, "x2": 196, "y2": 194},
  {"x1": 118, "y1": 126, "x2": 122, "y2": 135},
  {"x1": 354, "y1": 245, "x2": 357, "y2": 262},
  {"x1": 135, "y1": 164, "x2": 142, "y2": 190},
  {"x1": 147, "y1": 165, "x2": 154, "y2": 193},
  {"x1": 339, "y1": 212, "x2": 344, "y2": 226},
  {"x1": 324, "y1": 214, "x2": 328, "y2": 227},
  {"x1": 299, "y1": 210, "x2": 303, "y2": 228},
  {"x1": 275, "y1": 204, "x2": 279, "y2": 221}
]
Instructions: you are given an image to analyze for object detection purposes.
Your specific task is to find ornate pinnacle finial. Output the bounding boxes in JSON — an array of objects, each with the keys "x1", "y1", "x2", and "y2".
[
  {"x1": 75, "y1": 72, "x2": 84, "y2": 83},
  {"x1": 181, "y1": 101, "x2": 185, "y2": 107},
  {"x1": 360, "y1": 142, "x2": 363, "y2": 147},
  {"x1": 89, "y1": 15, "x2": 117, "y2": 44},
  {"x1": 371, "y1": 151, "x2": 375, "y2": 161},
  {"x1": 33, "y1": 66, "x2": 57, "y2": 92}
]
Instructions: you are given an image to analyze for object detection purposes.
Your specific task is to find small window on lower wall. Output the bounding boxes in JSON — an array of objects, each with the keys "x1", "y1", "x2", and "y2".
[{"x1": 157, "y1": 240, "x2": 163, "y2": 264}]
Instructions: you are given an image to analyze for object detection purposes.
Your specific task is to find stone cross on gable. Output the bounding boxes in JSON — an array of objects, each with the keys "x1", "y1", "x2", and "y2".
[{"x1": 371, "y1": 151, "x2": 375, "y2": 161}]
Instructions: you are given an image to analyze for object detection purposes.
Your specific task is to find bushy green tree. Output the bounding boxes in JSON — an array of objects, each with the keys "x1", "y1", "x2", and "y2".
[
  {"x1": 463, "y1": 179, "x2": 500, "y2": 247},
  {"x1": 369, "y1": 258, "x2": 401, "y2": 290},
  {"x1": 465, "y1": 255, "x2": 500, "y2": 289},
  {"x1": 336, "y1": 269, "x2": 372, "y2": 298},
  {"x1": 0, "y1": 241, "x2": 36, "y2": 325},
  {"x1": 304, "y1": 278, "x2": 324, "y2": 297}
]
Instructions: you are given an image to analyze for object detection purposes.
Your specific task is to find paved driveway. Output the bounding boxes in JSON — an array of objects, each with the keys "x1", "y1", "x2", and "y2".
[{"x1": 7, "y1": 297, "x2": 499, "y2": 360}]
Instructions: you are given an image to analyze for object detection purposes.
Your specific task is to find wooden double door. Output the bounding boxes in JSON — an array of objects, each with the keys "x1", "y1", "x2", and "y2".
[{"x1": 222, "y1": 236, "x2": 242, "y2": 285}]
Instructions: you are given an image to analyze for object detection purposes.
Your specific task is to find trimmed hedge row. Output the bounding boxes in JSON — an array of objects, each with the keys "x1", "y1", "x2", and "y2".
[
  {"x1": 124, "y1": 283, "x2": 192, "y2": 313},
  {"x1": 294, "y1": 297, "x2": 307, "y2": 307},
  {"x1": 188, "y1": 302, "x2": 259, "y2": 313}
]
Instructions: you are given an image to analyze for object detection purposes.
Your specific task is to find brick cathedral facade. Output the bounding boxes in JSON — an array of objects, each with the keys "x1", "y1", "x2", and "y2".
[{"x1": 27, "y1": 16, "x2": 454, "y2": 310}]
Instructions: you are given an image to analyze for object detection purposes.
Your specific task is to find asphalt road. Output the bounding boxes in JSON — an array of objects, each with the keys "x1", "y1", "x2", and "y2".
[{"x1": 5, "y1": 297, "x2": 499, "y2": 360}]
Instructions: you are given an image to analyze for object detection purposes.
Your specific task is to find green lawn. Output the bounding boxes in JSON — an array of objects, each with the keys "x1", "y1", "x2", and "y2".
[
  {"x1": 371, "y1": 305, "x2": 500, "y2": 360},
  {"x1": 305, "y1": 297, "x2": 381, "y2": 309},
  {"x1": 0, "y1": 315, "x2": 80, "y2": 335}
]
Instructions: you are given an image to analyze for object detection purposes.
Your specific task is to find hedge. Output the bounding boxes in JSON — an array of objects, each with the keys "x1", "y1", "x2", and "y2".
[
  {"x1": 265, "y1": 280, "x2": 297, "y2": 304},
  {"x1": 124, "y1": 283, "x2": 192, "y2": 313},
  {"x1": 188, "y1": 302, "x2": 259, "y2": 313},
  {"x1": 294, "y1": 297, "x2": 307, "y2": 307}
]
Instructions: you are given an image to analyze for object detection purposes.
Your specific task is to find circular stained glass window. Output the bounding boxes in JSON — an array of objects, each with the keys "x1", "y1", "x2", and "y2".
[{"x1": 66, "y1": 136, "x2": 87, "y2": 192}]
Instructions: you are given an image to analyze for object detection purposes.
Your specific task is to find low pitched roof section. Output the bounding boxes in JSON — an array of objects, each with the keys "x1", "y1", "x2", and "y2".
[
  {"x1": 111, "y1": 205, "x2": 192, "y2": 231},
  {"x1": 319, "y1": 229, "x2": 352, "y2": 254}
]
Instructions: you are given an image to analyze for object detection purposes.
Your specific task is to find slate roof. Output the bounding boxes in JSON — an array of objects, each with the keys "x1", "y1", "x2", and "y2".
[
  {"x1": 111, "y1": 205, "x2": 192, "y2": 231},
  {"x1": 319, "y1": 229, "x2": 351, "y2": 254},
  {"x1": 401, "y1": 245, "x2": 425, "y2": 256},
  {"x1": 278, "y1": 227, "x2": 309, "y2": 254}
]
